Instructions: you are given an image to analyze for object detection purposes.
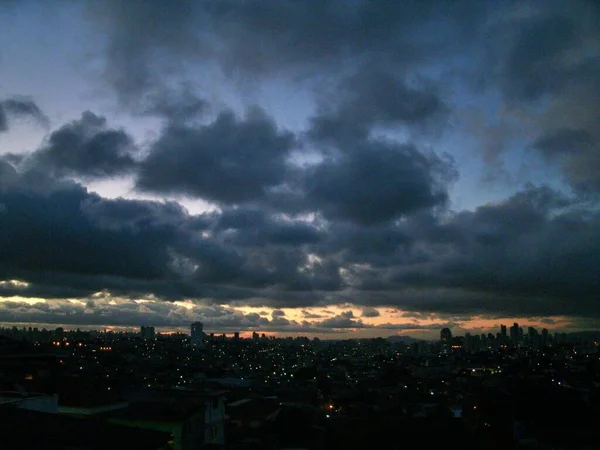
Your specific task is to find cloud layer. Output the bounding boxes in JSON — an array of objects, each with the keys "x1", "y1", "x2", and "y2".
[{"x1": 1, "y1": 0, "x2": 599, "y2": 332}]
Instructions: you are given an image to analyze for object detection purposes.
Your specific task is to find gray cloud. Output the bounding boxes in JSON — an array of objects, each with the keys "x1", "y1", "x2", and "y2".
[
  {"x1": 0, "y1": 97, "x2": 48, "y2": 132},
  {"x1": 529, "y1": 83, "x2": 600, "y2": 193},
  {"x1": 136, "y1": 107, "x2": 296, "y2": 204},
  {"x1": 215, "y1": 207, "x2": 321, "y2": 247},
  {"x1": 499, "y1": 6, "x2": 600, "y2": 103},
  {"x1": 29, "y1": 111, "x2": 137, "y2": 179},
  {"x1": 361, "y1": 307, "x2": 380, "y2": 318},
  {"x1": 85, "y1": 0, "x2": 202, "y2": 108},
  {"x1": 533, "y1": 128, "x2": 594, "y2": 157},
  {"x1": 385, "y1": 185, "x2": 600, "y2": 317},
  {"x1": 305, "y1": 141, "x2": 455, "y2": 225},
  {"x1": 309, "y1": 69, "x2": 448, "y2": 145},
  {"x1": 316, "y1": 311, "x2": 367, "y2": 329},
  {"x1": 1, "y1": 1, "x2": 600, "y2": 331},
  {"x1": 502, "y1": 15, "x2": 579, "y2": 102},
  {"x1": 0, "y1": 163, "x2": 339, "y2": 303},
  {"x1": 86, "y1": 1, "x2": 481, "y2": 103},
  {"x1": 480, "y1": 2, "x2": 600, "y2": 193}
]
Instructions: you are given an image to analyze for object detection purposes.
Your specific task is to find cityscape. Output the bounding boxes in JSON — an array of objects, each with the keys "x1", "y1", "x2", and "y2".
[
  {"x1": 1, "y1": 0, "x2": 600, "y2": 448},
  {"x1": 1, "y1": 322, "x2": 599, "y2": 448}
]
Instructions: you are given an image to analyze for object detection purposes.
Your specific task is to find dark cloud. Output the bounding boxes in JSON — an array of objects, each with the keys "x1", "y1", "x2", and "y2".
[
  {"x1": 502, "y1": 14, "x2": 579, "y2": 102},
  {"x1": 305, "y1": 141, "x2": 455, "y2": 225},
  {"x1": 529, "y1": 83, "x2": 600, "y2": 193},
  {"x1": 0, "y1": 176, "x2": 176, "y2": 282},
  {"x1": 0, "y1": 166, "x2": 237, "y2": 300},
  {"x1": 533, "y1": 128, "x2": 594, "y2": 156},
  {"x1": 136, "y1": 107, "x2": 296, "y2": 204},
  {"x1": 85, "y1": 0, "x2": 201, "y2": 108},
  {"x1": 301, "y1": 310, "x2": 323, "y2": 319},
  {"x1": 138, "y1": 87, "x2": 208, "y2": 124},
  {"x1": 215, "y1": 207, "x2": 321, "y2": 247},
  {"x1": 0, "y1": 159, "x2": 19, "y2": 188},
  {"x1": 0, "y1": 97, "x2": 48, "y2": 132},
  {"x1": 309, "y1": 69, "x2": 447, "y2": 145},
  {"x1": 80, "y1": 197, "x2": 190, "y2": 233},
  {"x1": 385, "y1": 185, "x2": 600, "y2": 317},
  {"x1": 478, "y1": 2, "x2": 600, "y2": 194},
  {"x1": 316, "y1": 311, "x2": 368, "y2": 329},
  {"x1": 30, "y1": 111, "x2": 137, "y2": 179},
  {"x1": 321, "y1": 222, "x2": 412, "y2": 267},
  {"x1": 87, "y1": 1, "x2": 482, "y2": 103},
  {"x1": 2, "y1": 1, "x2": 600, "y2": 333},
  {"x1": 361, "y1": 307, "x2": 380, "y2": 318},
  {"x1": 0, "y1": 163, "x2": 337, "y2": 303}
]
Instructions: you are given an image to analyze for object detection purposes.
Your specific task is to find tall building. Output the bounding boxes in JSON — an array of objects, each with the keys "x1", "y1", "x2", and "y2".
[
  {"x1": 541, "y1": 328, "x2": 549, "y2": 347},
  {"x1": 440, "y1": 328, "x2": 453, "y2": 353},
  {"x1": 500, "y1": 324, "x2": 507, "y2": 338},
  {"x1": 510, "y1": 323, "x2": 520, "y2": 345},
  {"x1": 191, "y1": 322, "x2": 205, "y2": 347},
  {"x1": 140, "y1": 325, "x2": 155, "y2": 340}
]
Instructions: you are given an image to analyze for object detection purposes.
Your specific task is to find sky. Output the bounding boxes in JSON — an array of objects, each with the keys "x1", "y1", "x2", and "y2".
[{"x1": 0, "y1": 0, "x2": 599, "y2": 340}]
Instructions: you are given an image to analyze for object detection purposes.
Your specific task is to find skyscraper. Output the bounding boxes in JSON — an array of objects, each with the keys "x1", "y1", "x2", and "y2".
[
  {"x1": 510, "y1": 323, "x2": 520, "y2": 345},
  {"x1": 500, "y1": 324, "x2": 507, "y2": 337},
  {"x1": 191, "y1": 322, "x2": 205, "y2": 347}
]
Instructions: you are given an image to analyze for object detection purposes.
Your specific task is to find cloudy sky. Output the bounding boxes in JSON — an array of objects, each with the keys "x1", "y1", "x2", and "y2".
[{"x1": 0, "y1": 0, "x2": 599, "y2": 339}]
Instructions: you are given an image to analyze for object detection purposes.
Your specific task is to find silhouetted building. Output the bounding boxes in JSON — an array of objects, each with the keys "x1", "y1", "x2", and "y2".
[
  {"x1": 541, "y1": 328, "x2": 549, "y2": 346},
  {"x1": 510, "y1": 323, "x2": 520, "y2": 345},
  {"x1": 191, "y1": 322, "x2": 205, "y2": 348}
]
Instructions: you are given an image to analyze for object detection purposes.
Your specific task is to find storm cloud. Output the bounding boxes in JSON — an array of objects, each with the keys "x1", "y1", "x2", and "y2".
[
  {"x1": 0, "y1": 0, "x2": 599, "y2": 335},
  {"x1": 136, "y1": 108, "x2": 296, "y2": 204},
  {"x1": 29, "y1": 111, "x2": 137, "y2": 179}
]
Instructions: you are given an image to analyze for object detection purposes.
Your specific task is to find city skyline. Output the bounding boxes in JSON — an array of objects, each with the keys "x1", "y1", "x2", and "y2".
[{"x1": 1, "y1": 1, "x2": 600, "y2": 340}]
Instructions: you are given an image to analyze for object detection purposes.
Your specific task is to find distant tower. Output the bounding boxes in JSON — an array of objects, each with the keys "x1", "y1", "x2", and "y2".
[
  {"x1": 541, "y1": 328, "x2": 549, "y2": 347},
  {"x1": 500, "y1": 324, "x2": 507, "y2": 337},
  {"x1": 510, "y1": 323, "x2": 519, "y2": 345},
  {"x1": 191, "y1": 322, "x2": 205, "y2": 347}
]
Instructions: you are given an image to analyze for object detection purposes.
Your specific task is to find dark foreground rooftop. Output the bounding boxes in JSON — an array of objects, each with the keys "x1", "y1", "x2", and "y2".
[{"x1": 0, "y1": 407, "x2": 171, "y2": 450}]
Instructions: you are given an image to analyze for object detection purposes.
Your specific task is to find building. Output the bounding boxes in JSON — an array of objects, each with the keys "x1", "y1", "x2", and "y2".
[
  {"x1": 118, "y1": 387, "x2": 227, "y2": 449},
  {"x1": 191, "y1": 322, "x2": 205, "y2": 348},
  {"x1": 141, "y1": 326, "x2": 156, "y2": 340},
  {"x1": 510, "y1": 323, "x2": 520, "y2": 345}
]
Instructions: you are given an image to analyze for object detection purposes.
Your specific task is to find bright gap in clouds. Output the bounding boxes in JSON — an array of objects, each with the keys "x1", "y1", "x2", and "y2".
[{"x1": 84, "y1": 176, "x2": 220, "y2": 215}]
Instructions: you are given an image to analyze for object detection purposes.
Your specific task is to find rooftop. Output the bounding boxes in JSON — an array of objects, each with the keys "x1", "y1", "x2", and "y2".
[{"x1": 0, "y1": 408, "x2": 171, "y2": 450}]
